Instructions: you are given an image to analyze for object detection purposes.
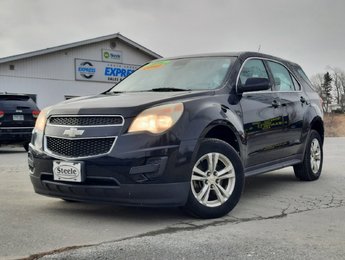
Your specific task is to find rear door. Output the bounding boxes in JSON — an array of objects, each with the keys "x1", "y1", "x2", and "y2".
[
  {"x1": 239, "y1": 59, "x2": 286, "y2": 168},
  {"x1": 265, "y1": 61, "x2": 308, "y2": 157}
]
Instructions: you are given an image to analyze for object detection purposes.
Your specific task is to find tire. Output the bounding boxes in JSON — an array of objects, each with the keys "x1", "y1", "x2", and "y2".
[
  {"x1": 293, "y1": 130, "x2": 323, "y2": 181},
  {"x1": 183, "y1": 138, "x2": 244, "y2": 219},
  {"x1": 23, "y1": 143, "x2": 29, "y2": 152}
]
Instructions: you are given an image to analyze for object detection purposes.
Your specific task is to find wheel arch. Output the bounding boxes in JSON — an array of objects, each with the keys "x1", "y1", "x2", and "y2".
[
  {"x1": 181, "y1": 100, "x2": 245, "y2": 166},
  {"x1": 300, "y1": 115, "x2": 324, "y2": 158},
  {"x1": 200, "y1": 120, "x2": 243, "y2": 156},
  {"x1": 310, "y1": 116, "x2": 324, "y2": 144}
]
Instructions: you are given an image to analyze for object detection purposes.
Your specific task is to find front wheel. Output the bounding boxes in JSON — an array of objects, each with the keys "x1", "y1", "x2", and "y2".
[
  {"x1": 183, "y1": 138, "x2": 244, "y2": 219},
  {"x1": 293, "y1": 130, "x2": 323, "y2": 181}
]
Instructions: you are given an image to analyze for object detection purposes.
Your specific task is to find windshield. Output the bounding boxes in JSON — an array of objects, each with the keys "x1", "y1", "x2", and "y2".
[{"x1": 108, "y1": 57, "x2": 234, "y2": 92}]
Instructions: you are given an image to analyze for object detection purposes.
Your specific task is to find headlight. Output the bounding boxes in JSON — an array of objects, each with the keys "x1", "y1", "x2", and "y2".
[
  {"x1": 128, "y1": 103, "x2": 184, "y2": 134},
  {"x1": 34, "y1": 108, "x2": 48, "y2": 132}
]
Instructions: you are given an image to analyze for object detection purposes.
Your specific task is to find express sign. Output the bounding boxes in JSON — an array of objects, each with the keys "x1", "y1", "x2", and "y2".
[
  {"x1": 75, "y1": 59, "x2": 140, "y2": 83},
  {"x1": 104, "y1": 67, "x2": 135, "y2": 78}
]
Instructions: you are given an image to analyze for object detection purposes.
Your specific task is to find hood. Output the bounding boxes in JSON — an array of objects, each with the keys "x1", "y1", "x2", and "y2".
[{"x1": 47, "y1": 91, "x2": 213, "y2": 118}]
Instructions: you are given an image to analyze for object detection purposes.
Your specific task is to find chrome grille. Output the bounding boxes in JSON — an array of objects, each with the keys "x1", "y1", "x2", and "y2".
[
  {"x1": 49, "y1": 116, "x2": 123, "y2": 126},
  {"x1": 46, "y1": 137, "x2": 115, "y2": 158}
]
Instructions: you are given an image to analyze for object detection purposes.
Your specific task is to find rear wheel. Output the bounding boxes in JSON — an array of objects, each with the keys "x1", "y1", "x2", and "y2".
[
  {"x1": 294, "y1": 130, "x2": 323, "y2": 181},
  {"x1": 183, "y1": 138, "x2": 244, "y2": 219}
]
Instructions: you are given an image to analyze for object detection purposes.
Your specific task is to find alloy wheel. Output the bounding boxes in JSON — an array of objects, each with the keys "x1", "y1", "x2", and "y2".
[
  {"x1": 310, "y1": 138, "x2": 321, "y2": 174},
  {"x1": 191, "y1": 152, "x2": 236, "y2": 207}
]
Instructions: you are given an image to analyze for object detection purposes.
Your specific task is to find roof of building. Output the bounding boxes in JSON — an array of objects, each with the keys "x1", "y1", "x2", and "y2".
[{"x1": 0, "y1": 33, "x2": 162, "y2": 64}]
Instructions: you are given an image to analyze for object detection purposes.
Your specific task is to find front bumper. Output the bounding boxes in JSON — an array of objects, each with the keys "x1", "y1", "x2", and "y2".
[
  {"x1": 30, "y1": 174, "x2": 189, "y2": 206},
  {"x1": 28, "y1": 138, "x2": 197, "y2": 207}
]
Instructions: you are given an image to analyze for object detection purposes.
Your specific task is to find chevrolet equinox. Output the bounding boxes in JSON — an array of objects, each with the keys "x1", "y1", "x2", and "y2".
[{"x1": 28, "y1": 52, "x2": 324, "y2": 218}]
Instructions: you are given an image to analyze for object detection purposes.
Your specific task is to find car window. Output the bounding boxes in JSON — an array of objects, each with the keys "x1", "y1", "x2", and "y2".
[
  {"x1": 296, "y1": 67, "x2": 313, "y2": 85},
  {"x1": 291, "y1": 74, "x2": 301, "y2": 91},
  {"x1": 239, "y1": 59, "x2": 269, "y2": 86},
  {"x1": 267, "y1": 61, "x2": 295, "y2": 91},
  {"x1": 0, "y1": 95, "x2": 37, "y2": 109}
]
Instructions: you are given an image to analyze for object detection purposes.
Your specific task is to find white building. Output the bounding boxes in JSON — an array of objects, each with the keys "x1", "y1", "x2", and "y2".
[{"x1": 0, "y1": 33, "x2": 161, "y2": 108}]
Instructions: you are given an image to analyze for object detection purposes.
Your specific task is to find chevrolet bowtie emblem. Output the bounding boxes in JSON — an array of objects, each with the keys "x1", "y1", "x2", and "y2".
[{"x1": 63, "y1": 128, "x2": 85, "y2": 138}]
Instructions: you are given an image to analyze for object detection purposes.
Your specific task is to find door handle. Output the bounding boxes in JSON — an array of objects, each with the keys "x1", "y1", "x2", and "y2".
[
  {"x1": 272, "y1": 100, "x2": 280, "y2": 108},
  {"x1": 300, "y1": 96, "x2": 306, "y2": 103},
  {"x1": 221, "y1": 104, "x2": 229, "y2": 112}
]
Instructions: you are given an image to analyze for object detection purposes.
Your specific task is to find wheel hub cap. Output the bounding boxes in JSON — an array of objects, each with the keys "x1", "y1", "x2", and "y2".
[
  {"x1": 191, "y1": 152, "x2": 236, "y2": 207},
  {"x1": 310, "y1": 138, "x2": 321, "y2": 174}
]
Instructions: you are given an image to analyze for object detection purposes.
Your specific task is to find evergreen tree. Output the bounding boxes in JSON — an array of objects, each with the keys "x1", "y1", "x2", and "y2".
[{"x1": 321, "y1": 72, "x2": 333, "y2": 112}]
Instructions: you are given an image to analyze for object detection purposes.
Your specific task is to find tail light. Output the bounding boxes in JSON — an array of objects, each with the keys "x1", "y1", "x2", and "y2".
[
  {"x1": 0, "y1": 111, "x2": 4, "y2": 118},
  {"x1": 32, "y1": 110, "x2": 40, "y2": 118}
]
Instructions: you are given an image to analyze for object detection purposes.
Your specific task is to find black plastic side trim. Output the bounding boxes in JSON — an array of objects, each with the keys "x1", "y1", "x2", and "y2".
[{"x1": 244, "y1": 154, "x2": 303, "y2": 177}]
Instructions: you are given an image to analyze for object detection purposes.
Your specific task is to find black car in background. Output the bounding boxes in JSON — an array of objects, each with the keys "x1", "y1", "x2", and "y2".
[
  {"x1": 0, "y1": 94, "x2": 40, "y2": 151},
  {"x1": 28, "y1": 52, "x2": 324, "y2": 218}
]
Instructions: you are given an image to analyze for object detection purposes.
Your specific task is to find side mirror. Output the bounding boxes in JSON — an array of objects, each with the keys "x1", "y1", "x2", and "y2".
[{"x1": 237, "y1": 77, "x2": 271, "y2": 93}]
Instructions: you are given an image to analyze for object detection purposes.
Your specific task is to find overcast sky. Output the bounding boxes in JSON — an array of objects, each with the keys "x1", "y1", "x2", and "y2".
[{"x1": 0, "y1": 0, "x2": 344, "y2": 76}]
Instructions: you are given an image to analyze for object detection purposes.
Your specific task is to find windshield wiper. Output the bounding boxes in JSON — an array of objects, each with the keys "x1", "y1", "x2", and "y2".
[{"x1": 149, "y1": 87, "x2": 191, "y2": 92}]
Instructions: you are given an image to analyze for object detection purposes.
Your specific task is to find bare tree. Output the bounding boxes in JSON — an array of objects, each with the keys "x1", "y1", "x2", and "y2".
[
  {"x1": 328, "y1": 67, "x2": 345, "y2": 111},
  {"x1": 310, "y1": 73, "x2": 324, "y2": 96},
  {"x1": 339, "y1": 70, "x2": 345, "y2": 111},
  {"x1": 311, "y1": 70, "x2": 345, "y2": 113},
  {"x1": 311, "y1": 73, "x2": 331, "y2": 112}
]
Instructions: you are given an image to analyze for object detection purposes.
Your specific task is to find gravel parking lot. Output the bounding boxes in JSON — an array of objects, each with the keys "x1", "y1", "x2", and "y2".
[{"x1": 1, "y1": 138, "x2": 344, "y2": 260}]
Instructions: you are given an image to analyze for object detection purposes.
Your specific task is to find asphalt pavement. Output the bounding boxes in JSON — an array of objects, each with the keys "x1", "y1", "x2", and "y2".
[{"x1": 0, "y1": 138, "x2": 344, "y2": 260}]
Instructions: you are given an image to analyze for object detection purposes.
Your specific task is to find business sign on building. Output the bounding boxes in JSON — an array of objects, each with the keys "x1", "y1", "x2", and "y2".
[
  {"x1": 75, "y1": 59, "x2": 139, "y2": 83},
  {"x1": 102, "y1": 49, "x2": 123, "y2": 63}
]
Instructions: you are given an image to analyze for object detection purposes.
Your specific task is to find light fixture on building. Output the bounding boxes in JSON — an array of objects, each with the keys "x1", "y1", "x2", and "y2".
[{"x1": 110, "y1": 40, "x2": 117, "y2": 49}]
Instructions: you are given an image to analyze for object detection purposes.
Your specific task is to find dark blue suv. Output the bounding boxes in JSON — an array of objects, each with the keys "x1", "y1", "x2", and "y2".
[{"x1": 0, "y1": 94, "x2": 40, "y2": 151}]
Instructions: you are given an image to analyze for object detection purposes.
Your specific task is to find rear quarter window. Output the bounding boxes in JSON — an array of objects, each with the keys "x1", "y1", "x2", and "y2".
[{"x1": 293, "y1": 66, "x2": 315, "y2": 90}]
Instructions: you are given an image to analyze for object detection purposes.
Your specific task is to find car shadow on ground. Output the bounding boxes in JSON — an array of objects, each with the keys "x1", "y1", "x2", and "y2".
[
  {"x1": 40, "y1": 200, "x2": 188, "y2": 222},
  {"x1": 243, "y1": 169, "x2": 299, "y2": 198},
  {"x1": 36, "y1": 169, "x2": 300, "y2": 222},
  {"x1": 0, "y1": 146, "x2": 26, "y2": 153}
]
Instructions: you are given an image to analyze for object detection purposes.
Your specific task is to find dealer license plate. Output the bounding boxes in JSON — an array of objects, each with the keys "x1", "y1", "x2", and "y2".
[
  {"x1": 13, "y1": 114, "x2": 24, "y2": 121},
  {"x1": 53, "y1": 161, "x2": 83, "y2": 182}
]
